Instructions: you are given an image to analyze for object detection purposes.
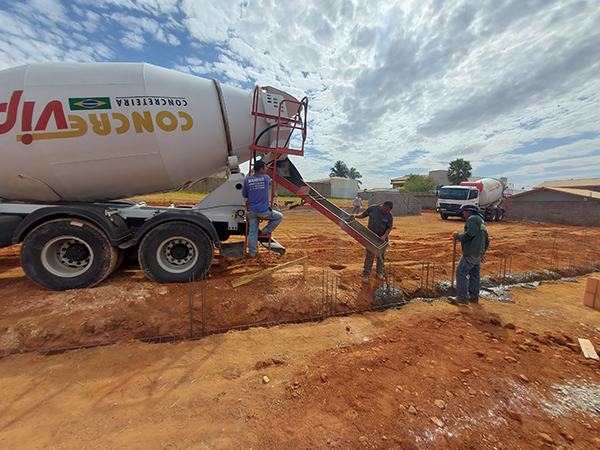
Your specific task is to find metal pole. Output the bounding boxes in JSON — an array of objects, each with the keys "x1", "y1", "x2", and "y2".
[
  {"x1": 334, "y1": 273, "x2": 338, "y2": 315},
  {"x1": 321, "y1": 269, "x2": 325, "y2": 320},
  {"x1": 190, "y1": 273, "x2": 195, "y2": 339},
  {"x1": 202, "y1": 275, "x2": 206, "y2": 338}
]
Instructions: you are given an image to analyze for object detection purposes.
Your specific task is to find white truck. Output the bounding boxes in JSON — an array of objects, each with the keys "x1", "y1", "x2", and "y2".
[
  {"x1": 0, "y1": 62, "x2": 308, "y2": 291},
  {"x1": 436, "y1": 177, "x2": 510, "y2": 221}
]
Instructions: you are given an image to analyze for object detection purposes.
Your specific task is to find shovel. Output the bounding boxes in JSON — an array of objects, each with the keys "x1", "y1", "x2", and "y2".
[{"x1": 448, "y1": 238, "x2": 457, "y2": 296}]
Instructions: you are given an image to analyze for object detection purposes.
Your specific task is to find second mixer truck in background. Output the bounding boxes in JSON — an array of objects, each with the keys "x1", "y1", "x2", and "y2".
[{"x1": 436, "y1": 177, "x2": 511, "y2": 221}]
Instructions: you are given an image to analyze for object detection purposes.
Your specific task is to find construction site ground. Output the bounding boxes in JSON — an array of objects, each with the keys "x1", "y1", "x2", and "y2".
[{"x1": 1, "y1": 195, "x2": 600, "y2": 449}]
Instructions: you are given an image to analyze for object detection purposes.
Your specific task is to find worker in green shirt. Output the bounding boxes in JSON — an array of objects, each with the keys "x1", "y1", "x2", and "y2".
[{"x1": 450, "y1": 204, "x2": 490, "y2": 305}]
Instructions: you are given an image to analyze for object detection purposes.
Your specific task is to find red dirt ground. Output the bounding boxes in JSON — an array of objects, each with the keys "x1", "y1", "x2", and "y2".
[{"x1": 1, "y1": 205, "x2": 599, "y2": 449}]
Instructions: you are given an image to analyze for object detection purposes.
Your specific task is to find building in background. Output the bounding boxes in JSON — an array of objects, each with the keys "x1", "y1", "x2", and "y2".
[{"x1": 509, "y1": 178, "x2": 600, "y2": 227}]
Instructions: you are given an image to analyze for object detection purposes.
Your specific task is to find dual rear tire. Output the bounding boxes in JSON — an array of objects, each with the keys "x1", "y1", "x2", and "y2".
[
  {"x1": 21, "y1": 219, "x2": 214, "y2": 290},
  {"x1": 138, "y1": 221, "x2": 214, "y2": 283},
  {"x1": 21, "y1": 219, "x2": 119, "y2": 291}
]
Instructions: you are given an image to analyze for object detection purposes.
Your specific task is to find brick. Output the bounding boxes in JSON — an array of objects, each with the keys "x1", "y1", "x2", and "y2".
[
  {"x1": 586, "y1": 277, "x2": 600, "y2": 294},
  {"x1": 595, "y1": 294, "x2": 600, "y2": 310},
  {"x1": 584, "y1": 292, "x2": 595, "y2": 307}
]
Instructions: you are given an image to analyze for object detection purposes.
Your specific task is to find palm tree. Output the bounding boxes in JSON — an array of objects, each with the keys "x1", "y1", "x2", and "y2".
[
  {"x1": 447, "y1": 158, "x2": 472, "y2": 185},
  {"x1": 329, "y1": 160, "x2": 349, "y2": 178},
  {"x1": 347, "y1": 167, "x2": 362, "y2": 185}
]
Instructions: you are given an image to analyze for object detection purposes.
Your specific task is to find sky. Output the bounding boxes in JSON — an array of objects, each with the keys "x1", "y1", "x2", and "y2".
[{"x1": 0, "y1": 0, "x2": 599, "y2": 191}]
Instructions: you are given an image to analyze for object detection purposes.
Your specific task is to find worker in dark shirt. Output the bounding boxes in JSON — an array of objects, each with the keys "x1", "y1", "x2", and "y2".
[
  {"x1": 353, "y1": 201, "x2": 393, "y2": 283},
  {"x1": 450, "y1": 204, "x2": 490, "y2": 305}
]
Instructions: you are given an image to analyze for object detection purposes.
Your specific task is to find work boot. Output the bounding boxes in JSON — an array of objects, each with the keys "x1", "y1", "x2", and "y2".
[
  {"x1": 448, "y1": 296, "x2": 469, "y2": 306},
  {"x1": 469, "y1": 297, "x2": 479, "y2": 304},
  {"x1": 362, "y1": 275, "x2": 370, "y2": 284},
  {"x1": 377, "y1": 272, "x2": 385, "y2": 280},
  {"x1": 258, "y1": 229, "x2": 269, "y2": 236}
]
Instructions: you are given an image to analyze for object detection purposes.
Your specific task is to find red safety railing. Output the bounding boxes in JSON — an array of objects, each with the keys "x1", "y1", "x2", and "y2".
[
  {"x1": 249, "y1": 86, "x2": 308, "y2": 157},
  {"x1": 244, "y1": 87, "x2": 308, "y2": 256}
]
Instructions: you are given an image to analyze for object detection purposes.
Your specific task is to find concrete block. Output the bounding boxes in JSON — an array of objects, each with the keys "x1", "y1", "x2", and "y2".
[
  {"x1": 586, "y1": 277, "x2": 600, "y2": 294},
  {"x1": 595, "y1": 294, "x2": 600, "y2": 310},
  {"x1": 584, "y1": 292, "x2": 596, "y2": 307}
]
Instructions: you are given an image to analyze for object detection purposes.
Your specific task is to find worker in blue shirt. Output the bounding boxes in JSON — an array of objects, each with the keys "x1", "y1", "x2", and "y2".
[{"x1": 242, "y1": 160, "x2": 283, "y2": 258}]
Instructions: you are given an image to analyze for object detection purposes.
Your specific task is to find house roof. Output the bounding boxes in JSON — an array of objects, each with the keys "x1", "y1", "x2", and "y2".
[
  {"x1": 511, "y1": 186, "x2": 600, "y2": 200},
  {"x1": 534, "y1": 178, "x2": 600, "y2": 189},
  {"x1": 310, "y1": 177, "x2": 358, "y2": 183}
]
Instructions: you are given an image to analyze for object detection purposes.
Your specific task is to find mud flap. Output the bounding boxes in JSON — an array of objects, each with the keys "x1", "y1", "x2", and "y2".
[{"x1": 220, "y1": 241, "x2": 246, "y2": 258}]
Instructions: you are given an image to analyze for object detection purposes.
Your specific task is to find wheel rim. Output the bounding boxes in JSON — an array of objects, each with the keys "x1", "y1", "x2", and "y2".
[
  {"x1": 41, "y1": 235, "x2": 94, "y2": 278},
  {"x1": 156, "y1": 236, "x2": 199, "y2": 274}
]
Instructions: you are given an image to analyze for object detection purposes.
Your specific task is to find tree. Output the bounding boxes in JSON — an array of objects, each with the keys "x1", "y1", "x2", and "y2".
[
  {"x1": 447, "y1": 158, "x2": 472, "y2": 185},
  {"x1": 402, "y1": 174, "x2": 438, "y2": 193},
  {"x1": 347, "y1": 167, "x2": 363, "y2": 185},
  {"x1": 329, "y1": 160, "x2": 349, "y2": 178},
  {"x1": 330, "y1": 160, "x2": 362, "y2": 184}
]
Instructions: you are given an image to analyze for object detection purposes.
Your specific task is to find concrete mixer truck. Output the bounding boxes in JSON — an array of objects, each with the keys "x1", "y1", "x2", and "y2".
[
  {"x1": 436, "y1": 177, "x2": 510, "y2": 221},
  {"x1": 0, "y1": 62, "x2": 312, "y2": 291},
  {"x1": 0, "y1": 62, "x2": 386, "y2": 291}
]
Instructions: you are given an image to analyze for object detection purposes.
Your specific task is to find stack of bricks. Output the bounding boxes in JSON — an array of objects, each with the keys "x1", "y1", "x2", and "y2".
[{"x1": 584, "y1": 277, "x2": 600, "y2": 310}]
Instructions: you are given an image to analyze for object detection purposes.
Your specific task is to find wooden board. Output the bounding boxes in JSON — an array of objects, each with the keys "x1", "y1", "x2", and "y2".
[{"x1": 232, "y1": 253, "x2": 308, "y2": 288}]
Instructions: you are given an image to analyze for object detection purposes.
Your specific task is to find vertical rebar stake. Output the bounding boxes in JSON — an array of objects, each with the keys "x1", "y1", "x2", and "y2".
[
  {"x1": 188, "y1": 276, "x2": 192, "y2": 339},
  {"x1": 334, "y1": 272, "x2": 338, "y2": 315},
  {"x1": 202, "y1": 274, "x2": 207, "y2": 338},
  {"x1": 321, "y1": 269, "x2": 325, "y2": 321}
]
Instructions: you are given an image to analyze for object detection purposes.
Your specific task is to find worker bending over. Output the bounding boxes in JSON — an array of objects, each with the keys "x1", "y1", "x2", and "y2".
[{"x1": 353, "y1": 201, "x2": 394, "y2": 283}]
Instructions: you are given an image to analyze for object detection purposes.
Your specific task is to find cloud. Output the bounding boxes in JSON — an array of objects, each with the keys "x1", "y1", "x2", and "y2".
[{"x1": 0, "y1": 0, "x2": 599, "y2": 190}]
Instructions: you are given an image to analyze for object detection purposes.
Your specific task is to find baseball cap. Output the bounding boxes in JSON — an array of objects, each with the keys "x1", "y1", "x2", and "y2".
[{"x1": 460, "y1": 204, "x2": 478, "y2": 212}]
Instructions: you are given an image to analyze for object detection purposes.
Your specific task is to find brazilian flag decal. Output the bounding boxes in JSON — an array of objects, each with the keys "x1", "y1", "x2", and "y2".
[{"x1": 69, "y1": 97, "x2": 112, "y2": 110}]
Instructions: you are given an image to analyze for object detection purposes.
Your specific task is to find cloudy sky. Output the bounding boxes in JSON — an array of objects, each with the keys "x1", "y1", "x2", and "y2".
[{"x1": 1, "y1": 0, "x2": 599, "y2": 191}]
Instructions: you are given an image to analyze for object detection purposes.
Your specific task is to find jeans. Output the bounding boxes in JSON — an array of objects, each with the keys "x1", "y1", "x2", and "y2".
[
  {"x1": 352, "y1": 205, "x2": 361, "y2": 214},
  {"x1": 456, "y1": 255, "x2": 481, "y2": 301},
  {"x1": 363, "y1": 247, "x2": 386, "y2": 276},
  {"x1": 247, "y1": 209, "x2": 283, "y2": 256}
]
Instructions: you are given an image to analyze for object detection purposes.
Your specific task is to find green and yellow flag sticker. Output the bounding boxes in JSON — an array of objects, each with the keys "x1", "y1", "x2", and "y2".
[{"x1": 69, "y1": 97, "x2": 112, "y2": 110}]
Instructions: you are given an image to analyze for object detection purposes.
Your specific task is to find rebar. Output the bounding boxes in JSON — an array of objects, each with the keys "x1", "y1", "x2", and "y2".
[
  {"x1": 420, "y1": 261, "x2": 435, "y2": 294},
  {"x1": 5, "y1": 258, "x2": 600, "y2": 360},
  {"x1": 202, "y1": 275, "x2": 207, "y2": 338},
  {"x1": 189, "y1": 274, "x2": 194, "y2": 339},
  {"x1": 322, "y1": 269, "x2": 338, "y2": 319}
]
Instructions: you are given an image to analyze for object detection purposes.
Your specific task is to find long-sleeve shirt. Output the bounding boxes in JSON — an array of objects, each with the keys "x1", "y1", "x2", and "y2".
[{"x1": 456, "y1": 215, "x2": 489, "y2": 257}]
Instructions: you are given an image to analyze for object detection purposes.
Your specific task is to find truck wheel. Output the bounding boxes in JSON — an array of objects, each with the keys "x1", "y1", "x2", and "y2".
[
  {"x1": 440, "y1": 214, "x2": 448, "y2": 220},
  {"x1": 20, "y1": 219, "x2": 118, "y2": 291},
  {"x1": 496, "y1": 209, "x2": 504, "y2": 221},
  {"x1": 489, "y1": 210, "x2": 497, "y2": 221},
  {"x1": 138, "y1": 221, "x2": 214, "y2": 283}
]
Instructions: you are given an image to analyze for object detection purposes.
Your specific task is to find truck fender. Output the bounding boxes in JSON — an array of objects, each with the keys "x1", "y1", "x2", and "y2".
[
  {"x1": 12, "y1": 206, "x2": 132, "y2": 246},
  {"x1": 131, "y1": 210, "x2": 220, "y2": 248}
]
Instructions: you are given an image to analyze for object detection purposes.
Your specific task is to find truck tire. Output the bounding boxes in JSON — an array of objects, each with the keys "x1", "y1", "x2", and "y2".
[
  {"x1": 440, "y1": 214, "x2": 448, "y2": 220},
  {"x1": 489, "y1": 209, "x2": 497, "y2": 221},
  {"x1": 496, "y1": 209, "x2": 504, "y2": 221},
  {"x1": 20, "y1": 219, "x2": 119, "y2": 291},
  {"x1": 138, "y1": 221, "x2": 214, "y2": 283}
]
